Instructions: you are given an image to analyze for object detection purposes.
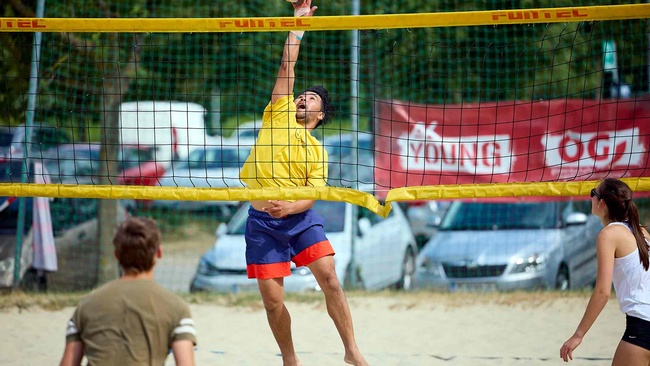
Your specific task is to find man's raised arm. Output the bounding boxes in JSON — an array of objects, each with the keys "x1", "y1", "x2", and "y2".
[{"x1": 271, "y1": 0, "x2": 317, "y2": 104}]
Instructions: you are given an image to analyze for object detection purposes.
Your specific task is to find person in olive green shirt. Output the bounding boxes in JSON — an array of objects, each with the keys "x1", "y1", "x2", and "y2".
[{"x1": 59, "y1": 217, "x2": 196, "y2": 366}]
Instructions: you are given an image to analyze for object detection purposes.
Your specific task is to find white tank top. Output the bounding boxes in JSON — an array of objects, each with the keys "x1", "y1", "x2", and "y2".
[{"x1": 609, "y1": 222, "x2": 650, "y2": 321}]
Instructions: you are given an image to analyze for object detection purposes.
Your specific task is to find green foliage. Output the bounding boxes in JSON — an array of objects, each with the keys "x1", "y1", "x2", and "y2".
[{"x1": 0, "y1": 0, "x2": 647, "y2": 134}]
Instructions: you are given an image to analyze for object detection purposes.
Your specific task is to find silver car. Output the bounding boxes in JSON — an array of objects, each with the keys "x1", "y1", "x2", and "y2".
[
  {"x1": 191, "y1": 200, "x2": 418, "y2": 293},
  {"x1": 414, "y1": 199, "x2": 602, "y2": 292},
  {"x1": 152, "y1": 145, "x2": 250, "y2": 217}
]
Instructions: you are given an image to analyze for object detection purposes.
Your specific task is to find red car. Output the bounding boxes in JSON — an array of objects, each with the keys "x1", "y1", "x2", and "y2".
[{"x1": 117, "y1": 146, "x2": 166, "y2": 187}]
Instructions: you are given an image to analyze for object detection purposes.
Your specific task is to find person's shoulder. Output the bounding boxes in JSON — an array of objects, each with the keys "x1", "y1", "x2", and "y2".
[
  {"x1": 599, "y1": 224, "x2": 624, "y2": 237},
  {"x1": 75, "y1": 280, "x2": 119, "y2": 307},
  {"x1": 597, "y1": 223, "x2": 633, "y2": 246},
  {"x1": 150, "y1": 282, "x2": 190, "y2": 308},
  {"x1": 90, "y1": 279, "x2": 122, "y2": 295},
  {"x1": 268, "y1": 95, "x2": 294, "y2": 108},
  {"x1": 308, "y1": 134, "x2": 324, "y2": 147}
]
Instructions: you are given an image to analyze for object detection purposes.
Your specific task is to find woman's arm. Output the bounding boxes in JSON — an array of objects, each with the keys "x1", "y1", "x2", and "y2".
[{"x1": 560, "y1": 229, "x2": 616, "y2": 362}]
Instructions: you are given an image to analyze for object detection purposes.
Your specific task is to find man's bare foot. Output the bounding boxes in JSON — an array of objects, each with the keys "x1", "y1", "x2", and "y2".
[
  {"x1": 344, "y1": 352, "x2": 369, "y2": 366},
  {"x1": 282, "y1": 358, "x2": 302, "y2": 366},
  {"x1": 282, "y1": 354, "x2": 302, "y2": 366}
]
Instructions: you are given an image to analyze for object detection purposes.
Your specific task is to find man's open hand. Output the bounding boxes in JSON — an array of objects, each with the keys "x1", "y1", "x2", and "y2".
[{"x1": 292, "y1": 0, "x2": 317, "y2": 16}]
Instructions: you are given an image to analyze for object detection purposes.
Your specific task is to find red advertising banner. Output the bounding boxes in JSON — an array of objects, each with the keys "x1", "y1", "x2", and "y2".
[{"x1": 374, "y1": 97, "x2": 650, "y2": 189}]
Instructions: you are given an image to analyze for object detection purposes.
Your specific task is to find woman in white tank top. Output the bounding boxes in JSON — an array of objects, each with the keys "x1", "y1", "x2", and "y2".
[{"x1": 560, "y1": 178, "x2": 650, "y2": 365}]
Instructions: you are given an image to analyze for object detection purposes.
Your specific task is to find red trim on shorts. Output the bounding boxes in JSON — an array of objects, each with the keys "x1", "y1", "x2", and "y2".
[
  {"x1": 292, "y1": 240, "x2": 335, "y2": 267},
  {"x1": 247, "y1": 262, "x2": 291, "y2": 279}
]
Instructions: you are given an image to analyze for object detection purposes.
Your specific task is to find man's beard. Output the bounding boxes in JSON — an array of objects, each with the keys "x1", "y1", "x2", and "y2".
[{"x1": 295, "y1": 111, "x2": 307, "y2": 124}]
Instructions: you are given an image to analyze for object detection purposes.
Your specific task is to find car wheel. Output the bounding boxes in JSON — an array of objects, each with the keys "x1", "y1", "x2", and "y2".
[
  {"x1": 394, "y1": 247, "x2": 415, "y2": 291},
  {"x1": 343, "y1": 263, "x2": 364, "y2": 290},
  {"x1": 555, "y1": 266, "x2": 570, "y2": 291},
  {"x1": 189, "y1": 281, "x2": 203, "y2": 293},
  {"x1": 415, "y1": 235, "x2": 428, "y2": 251}
]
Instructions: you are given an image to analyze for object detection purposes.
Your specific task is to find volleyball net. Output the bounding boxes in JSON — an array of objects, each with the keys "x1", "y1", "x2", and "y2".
[{"x1": 0, "y1": 2, "x2": 649, "y2": 219}]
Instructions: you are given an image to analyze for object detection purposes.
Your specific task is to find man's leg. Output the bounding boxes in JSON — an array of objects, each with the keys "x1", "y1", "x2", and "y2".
[
  {"x1": 307, "y1": 256, "x2": 368, "y2": 366},
  {"x1": 257, "y1": 277, "x2": 301, "y2": 366}
]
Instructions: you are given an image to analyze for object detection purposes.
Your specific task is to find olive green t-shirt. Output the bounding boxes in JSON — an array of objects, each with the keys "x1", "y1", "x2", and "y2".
[{"x1": 65, "y1": 278, "x2": 196, "y2": 366}]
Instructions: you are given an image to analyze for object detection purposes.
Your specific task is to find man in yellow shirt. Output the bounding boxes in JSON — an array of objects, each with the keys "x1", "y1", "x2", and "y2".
[{"x1": 239, "y1": 1, "x2": 368, "y2": 365}]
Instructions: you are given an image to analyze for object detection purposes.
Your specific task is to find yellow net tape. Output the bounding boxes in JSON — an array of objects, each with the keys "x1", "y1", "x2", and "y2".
[
  {"x1": 0, "y1": 4, "x2": 647, "y2": 33},
  {"x1": 3, "y1": 178, "x2": 650, "y2": 218}
]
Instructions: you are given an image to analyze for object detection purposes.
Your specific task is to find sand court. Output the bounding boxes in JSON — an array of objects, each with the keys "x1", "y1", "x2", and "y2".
[{"x1": 0, "y1": 292, "x2": 624, "y2": 366}]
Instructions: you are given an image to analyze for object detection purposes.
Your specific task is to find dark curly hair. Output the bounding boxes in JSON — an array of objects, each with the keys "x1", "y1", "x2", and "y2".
[{"x1": 300, "y1": 85, "x2": 335, "y2": 128}]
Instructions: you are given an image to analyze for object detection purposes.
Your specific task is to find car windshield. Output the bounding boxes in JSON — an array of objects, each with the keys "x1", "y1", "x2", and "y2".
[
  {"x1": 0, "y1": 160, "x2": 28, "y2": 183},
  {"x1": 119, "y1": 146, "x2": 156, "y2": 170},
  {"x1": 440, "y1": 201, "x2": 560, "y2": 230},
  {"x1": 41, "y1": 145, "x2": 159, "y2": 181},
  {"x1": 178, "y1": 147, "x2": 249, "y2": 169},
  {"x1": 228, "y1": 201, "x2": 346, "y2": 235},
  {"x1": 0, "y1": 131, "x2": 13, "y2": 147},
  {"x1": 325, "y1": 135, "x2": 372, "y2": 159}
]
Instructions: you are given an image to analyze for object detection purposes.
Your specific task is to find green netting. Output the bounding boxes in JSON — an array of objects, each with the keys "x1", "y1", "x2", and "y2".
[
  {"x1": 2, "y1": 1, "x2": 648, "y2": 134},
  {"x1": 0, "y1": 1, "x2": 649, "y2": 293}
]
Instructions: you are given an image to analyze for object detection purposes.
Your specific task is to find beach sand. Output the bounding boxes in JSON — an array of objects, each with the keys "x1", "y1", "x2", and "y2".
[{"x1": 0, "y1": 292, "x2": 624, "y2": 366}]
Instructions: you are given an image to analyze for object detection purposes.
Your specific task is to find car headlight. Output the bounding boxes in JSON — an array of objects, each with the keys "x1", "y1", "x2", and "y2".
[
  {"x1": 418, "y1": 257, "x2": 442, "y2": 277},
  {"x1": 0, "y1": 258, "x2": 12, "y2": 272},
  {"x1": 511, "y1": 253, "x2": 546, "y2": 273},
  {"x1": 196, "y1": 257, "x2": 219, "y2": 276}
]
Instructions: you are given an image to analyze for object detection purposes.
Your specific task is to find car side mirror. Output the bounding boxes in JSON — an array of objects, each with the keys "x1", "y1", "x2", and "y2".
[
  {"x1": 566, "y1": 212, "x2": 588, "y2": 226},
  {"x1": 216, "y1": 222, "x2": 228, "y2": 237},
  {"x1": 358, "y1": 217, "x2": 372, "y2": 236}
]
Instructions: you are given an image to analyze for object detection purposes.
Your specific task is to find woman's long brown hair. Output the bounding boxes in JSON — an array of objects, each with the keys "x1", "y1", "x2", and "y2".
[{"x1": 599, "y1": 178, "x2": 649, "y2": 270}]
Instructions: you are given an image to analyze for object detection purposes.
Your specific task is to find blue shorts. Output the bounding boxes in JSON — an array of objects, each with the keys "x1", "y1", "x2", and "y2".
[
  {"x1": 623, "y1": 315, "x2": 650, "y2": 351},
  {"x1": 245, "y1": 206, "x2": 335, "y2": 279}
]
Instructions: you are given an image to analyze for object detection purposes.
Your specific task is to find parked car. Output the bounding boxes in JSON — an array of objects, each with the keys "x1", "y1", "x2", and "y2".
[
  {"x1": 325, "y1": 132, "x2": 375, "y2": 190},
  {"x1": 41, "y1": 143, "x2": 165, "y2": 185},
  {"x1": 0, "y1": 127, "x2": 14, "y2": 158},
  {"x1": 152, "y1": 145, "x2": 251, "y2": 217},
  {"x1": 323, "y1": 132, "x2": 373, "y2": 160},
  {"x1": 403, "y1": 200, "x2": 451, "y2": 250},
  {"x1": 10, "y1": 123, "x2": 71, "y2": 158},
  {"x1": 0, "y1": 158, "x2": 128, "y2": 290},
  {"x1": 119, "y1": 100, "x2": 221, "y2": 167},
  {"x1": 234, "y1": 120, "x2": 263, "y2": 140},
  {"x1": 413, "y1": 198, "x2": 602, "y2": 292},
  {"x1": 0, "y1": 158, "x2": 36, "y2": 287},
  {"x1": 190, "y1": 200, "x2": 417, "y2": 293}
]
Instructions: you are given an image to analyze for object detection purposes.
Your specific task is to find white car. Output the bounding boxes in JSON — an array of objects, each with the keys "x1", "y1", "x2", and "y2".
[
  {"x1": 323, "y1": 131, "x2": 373, "y2": 160},
  {"x1": 324, "y1": 132, "x2": 375, "y2": 190},
  {"x1": 190, "y1": 200, "x2": 418, "y2": 293}
]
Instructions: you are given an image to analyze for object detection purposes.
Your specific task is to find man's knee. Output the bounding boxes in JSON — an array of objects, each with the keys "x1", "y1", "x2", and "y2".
[
  {"x1": 258, "y1": 279, "x2": 284, "y2": 312},
  {"x1": 317, "y1": 268, "x2": 343, "y2": 293},
  {"x1": 262, "y1": 295, "x2": 284, "y2": 313}
]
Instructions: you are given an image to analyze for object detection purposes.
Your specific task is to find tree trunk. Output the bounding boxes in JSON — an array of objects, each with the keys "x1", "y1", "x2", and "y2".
[{"x1": 97, "y1": 33, "x2": 144, "y2": 285}]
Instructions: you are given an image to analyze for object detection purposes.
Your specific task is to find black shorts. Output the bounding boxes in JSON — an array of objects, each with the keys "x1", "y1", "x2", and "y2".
[{"x1": 622, "y1": 315, "x2": 650, "y2": 351}]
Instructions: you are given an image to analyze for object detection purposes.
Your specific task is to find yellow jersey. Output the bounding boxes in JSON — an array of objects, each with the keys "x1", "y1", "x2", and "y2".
[{"x1": 239, "y1": 95, "x2": 328, "y2": 188}]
